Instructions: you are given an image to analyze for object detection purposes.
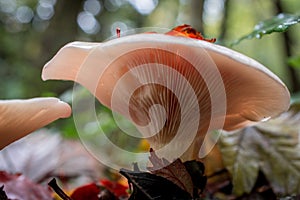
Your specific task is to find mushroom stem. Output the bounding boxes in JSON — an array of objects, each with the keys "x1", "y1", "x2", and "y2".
[{"x1": 180, "y1": 139, "x2": 201, "y2": 161}]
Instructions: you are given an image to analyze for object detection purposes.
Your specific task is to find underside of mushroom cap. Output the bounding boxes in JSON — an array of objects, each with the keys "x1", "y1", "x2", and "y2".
[
  {"x1": 89, "y1": 35, "x2": 289, "y2": 126},
  {"x1": 42, "y1": 34, "x2": 290, "y2": 148}
]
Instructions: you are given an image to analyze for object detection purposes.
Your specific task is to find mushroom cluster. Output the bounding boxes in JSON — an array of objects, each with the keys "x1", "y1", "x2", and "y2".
[{"x1": 42, "y1": 25, "x2": 290, "y2": 160}]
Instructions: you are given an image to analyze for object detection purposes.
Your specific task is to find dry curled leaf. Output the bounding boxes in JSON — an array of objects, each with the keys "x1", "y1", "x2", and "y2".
[
  {"x1": 147, "y1": 149, "x2": 194, "y2": 196},
  {"x1": 120, "y1": 168, "x2": 192, "y2": 200},
  {"x1": 120, "y1": 150, "x2": 207, "y2": 199}
]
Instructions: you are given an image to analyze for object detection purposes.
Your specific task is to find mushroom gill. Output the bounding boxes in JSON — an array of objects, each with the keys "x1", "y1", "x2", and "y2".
[{"x1": 42, "y1": 33, "x2": 290, "y2": 160}]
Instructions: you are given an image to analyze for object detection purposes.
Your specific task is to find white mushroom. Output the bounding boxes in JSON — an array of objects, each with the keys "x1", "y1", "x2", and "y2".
[
  {"x1": 42, "y1": 33, "x2": 290, "y2": 160},
  {"x1": 0, "y1": 97, "x2": 71, "y2": 149}
]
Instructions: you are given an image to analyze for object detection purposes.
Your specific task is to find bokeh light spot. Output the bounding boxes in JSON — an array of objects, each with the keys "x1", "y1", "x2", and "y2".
[
  {"x1": 0, "y1": 0, "x2": 17, "y2": 14},
  {"x1": 84, "y1": 0, "x2": 102, "y2": 16},
  {"x1": 77, "y1": 11, "x2": 100, "y2": 34},
  {"x1": 16, "y1": 6, "x2": 34, "y2": 24},
  {"x1": 37, "y1": 3, "x2": 54, "y2": 20},
  {"x1": 128, "y1": 0, "x2": 158, "y2": 15}
]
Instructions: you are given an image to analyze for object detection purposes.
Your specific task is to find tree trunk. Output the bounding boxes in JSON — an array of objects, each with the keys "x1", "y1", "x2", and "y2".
[
  {"x1": 274, "y1": 0, "x2": 300, "y2": 92},
  {"x1": 219, "y1": 0, "x2": 230, "y2": 42},
  {"x1": 39, "y1": 0, "x2": 85, "y2": 95},
  {"x1": 190, "y1": 0, "x2": 204, "y2": 33},
  {"x1": 42, "y1": 0, "x2": 84, "y2": 57}
]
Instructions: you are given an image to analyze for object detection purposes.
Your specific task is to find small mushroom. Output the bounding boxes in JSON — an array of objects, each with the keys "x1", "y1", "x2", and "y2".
[
  {"x1": 42, "y1": 31, "x2": 290, "y2": 160},
  {"x1": 0, "y1": 97, "x2": 71, "y2": 149}
]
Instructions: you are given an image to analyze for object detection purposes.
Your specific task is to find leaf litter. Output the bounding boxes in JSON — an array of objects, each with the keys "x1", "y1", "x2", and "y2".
[{"x1": 219, "y1": 103, "x2": 300, "y2": 196}]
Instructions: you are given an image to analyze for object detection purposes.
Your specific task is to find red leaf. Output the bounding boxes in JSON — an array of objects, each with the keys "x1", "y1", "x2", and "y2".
[
  {"x1": 70, "y1": 180, "x2": 128, "y2": 200},
  {"x1": 165, "y1": 24, "x2": 216, "y2": 43},
  {"x1": 100, "y1": 179, "x2": 129, "y2": 198},
  {"x1": 70, "y1": 183, "x2": 100, "y2": 200},
  {"x1": 0, "y1": 171, "x2": 52, "y2": 200}
]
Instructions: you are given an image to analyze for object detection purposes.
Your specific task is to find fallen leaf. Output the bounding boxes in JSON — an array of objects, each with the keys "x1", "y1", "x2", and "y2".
[
  {"x1": 184, "y1": 160, "x2": 207, "y2": 194},
  {"x1": 70, "y1": 183, "x2": 101, "y2": 200},
  {"x1": 0, "y1": 171, "x2": 52, "y2": 200},
  {"x1": 120, "y1": 168, "x2": 192, "y2": 200},
  {"x1": 165, "y1": 24, "x2": 216, "y2": 42},
  {"x1": 120, "y1": 149, "x2": 208, "y2": 199},
  {"x1": 147, "y1": 149, "x2": 194, "y2": 196},
  {"x1": 219, "y1": 103, "x2": 300, "y2": 195},
  {"x1": 0, "y1": 129, "x2": 102, "y2": 184},
  {"x1": 100, "y1": 179, "x2": 128, "y2": 198}
]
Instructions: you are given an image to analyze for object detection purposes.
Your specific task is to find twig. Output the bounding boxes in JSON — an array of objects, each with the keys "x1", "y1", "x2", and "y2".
[{"x1": 48, "y1": 178, "x2": 73, "y2": 200}]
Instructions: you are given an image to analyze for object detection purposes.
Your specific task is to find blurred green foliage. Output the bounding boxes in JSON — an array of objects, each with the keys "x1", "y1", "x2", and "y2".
[
  {"x1": 0, "y1": 0, "x2": 300, "y2": 141},
  {"x1": 288, "y1": 56, "x2": 300, "y2": 68}
]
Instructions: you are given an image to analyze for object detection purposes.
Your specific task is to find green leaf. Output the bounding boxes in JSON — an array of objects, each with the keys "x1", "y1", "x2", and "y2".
[
  {"x1": 232, "y1": 13, "x2": 300, "y2": 46},
  {"x1": 219, "y1": 103, "x2": 300, "y2": 195},
  {"x1": 288, "y1": 56, "x2": 300, "y2": 69}
]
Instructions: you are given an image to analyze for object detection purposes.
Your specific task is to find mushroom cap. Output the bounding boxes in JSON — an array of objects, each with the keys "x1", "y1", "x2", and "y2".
[
  {"x1": 42, "y1": 34, "x2": 290, "y2": 147},
  {"x1": 0, "y1": 97, "x2": 71, "y2": 149}
]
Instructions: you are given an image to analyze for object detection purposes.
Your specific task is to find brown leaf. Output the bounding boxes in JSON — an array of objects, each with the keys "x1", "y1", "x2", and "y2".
[{"x1": 147, "y1": 149, "x2": 194, "y2": 196}]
